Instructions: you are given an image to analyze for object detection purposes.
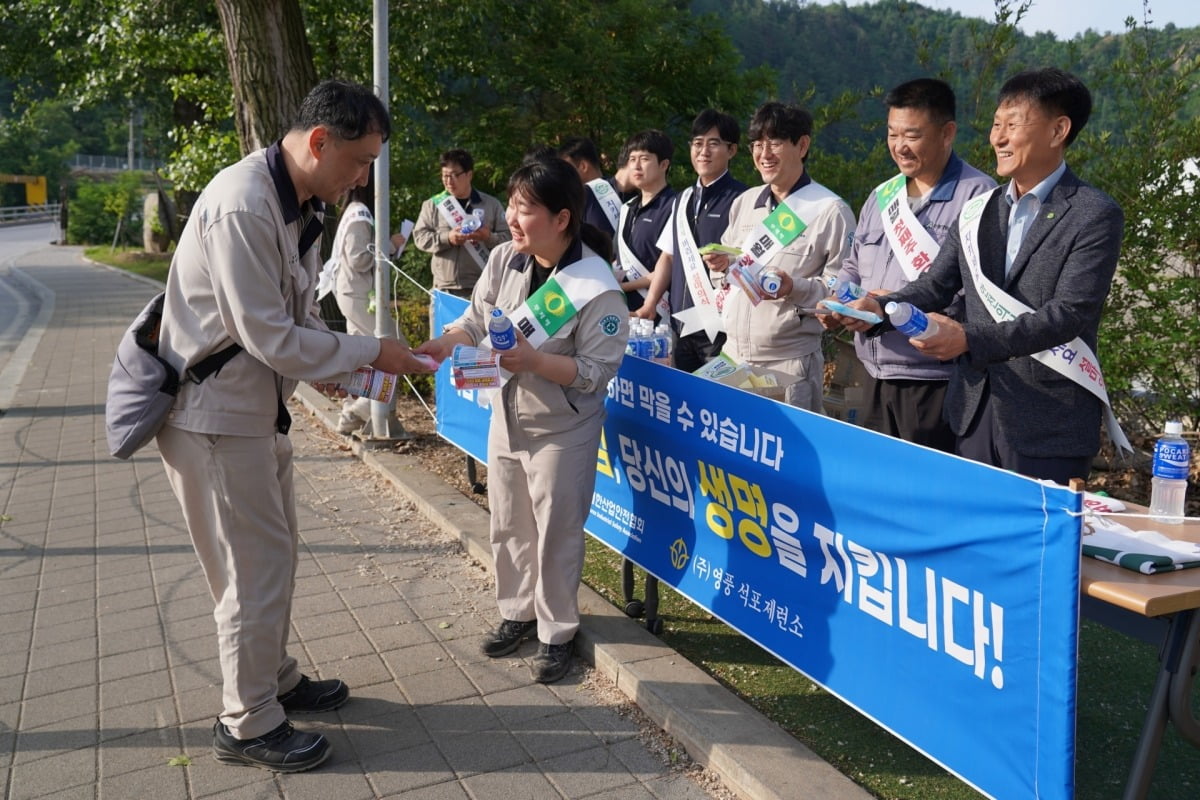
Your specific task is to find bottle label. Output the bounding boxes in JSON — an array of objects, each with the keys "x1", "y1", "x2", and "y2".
[
  {"x1": 834, "y1": 282, "x2": 865, "y2": 303},
  {"x1": 345, "y1": 367, "x2": 396, "y2": 403},
  {"x1": 1153, "y1": 439, "x2": 1191, "y2": 480},
  {"x1": 894, "y1": 306, "x2": 929, "y2": 338}
]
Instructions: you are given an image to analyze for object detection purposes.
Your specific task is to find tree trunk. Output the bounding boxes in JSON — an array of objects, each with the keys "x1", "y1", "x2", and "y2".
[{"x1": 214, "y1": 0, "x2": 317, "y2": 155}]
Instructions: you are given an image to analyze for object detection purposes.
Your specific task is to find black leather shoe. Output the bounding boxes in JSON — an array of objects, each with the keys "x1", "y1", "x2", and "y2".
[
  {"x1": 481, "y1": 619, "x2": 537, "y2": 657},
  {"x1": 531, "y1": 640, "x2": 574, "y2": 683},
  {"x1": 212, "y1": 720, "x2": 330, "y2": 772},
  {"x1": 277, "y1": 675, "x2": 349, "y2": 714}
]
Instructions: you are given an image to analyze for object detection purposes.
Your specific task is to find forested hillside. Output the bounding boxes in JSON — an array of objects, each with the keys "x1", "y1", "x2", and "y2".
[{"x1": 691, "y1": 0, "x2": 1199, "y2": 145}]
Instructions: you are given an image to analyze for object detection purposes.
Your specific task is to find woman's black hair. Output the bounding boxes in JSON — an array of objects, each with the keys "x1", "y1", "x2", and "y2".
[
  {"x1": 507, "y1": 157, "x2": 612, "y2": 262},
  {"x1": 344, "y1": 169, "x2": 375, "y2": 208}
]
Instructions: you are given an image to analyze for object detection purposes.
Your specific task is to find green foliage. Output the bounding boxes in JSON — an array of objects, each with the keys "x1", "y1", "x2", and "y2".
[
  {"x1": 68, "y1": 173, "x2": 147, "y2": 247},
  {"x1": 1080, "y1": 25, "x2": 1200, "y2": 433}
]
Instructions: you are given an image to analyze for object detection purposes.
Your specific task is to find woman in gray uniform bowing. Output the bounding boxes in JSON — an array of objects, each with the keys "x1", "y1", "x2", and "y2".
[{"x1": 416, "y1": 157, "x2": 629, "y2": 683}]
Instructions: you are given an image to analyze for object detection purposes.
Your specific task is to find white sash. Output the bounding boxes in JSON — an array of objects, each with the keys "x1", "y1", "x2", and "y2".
[
  {"x1": 958, "y1": 189, "x2": 1132, "y2": 454},
  {"x1": 587, "y1": 178, "x2": 621, "y2": 232},
  {"x1": 433, "y1": 191, "x2": 489, "y2": 270},
  {"x1": 726, "y1": 182, "x2": 841, "y2": 304},
  {"x1": 669, "y1": 187, "x2": 724, "y2": 340},
  {"x1": 316, "y1": 202, "x2": 373, "y2": 299},
  {"x1": 875, "y1": 173, "x2": 940, "y2": 282},
  {"x1": 481, "y1": 255, "x2": 620, "y2": 404},
  {"x1": 616, "y1": 201, "x2": 671, "y2": 318}
]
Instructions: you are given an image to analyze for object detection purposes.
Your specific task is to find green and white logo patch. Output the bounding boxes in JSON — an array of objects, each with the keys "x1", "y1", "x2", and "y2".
[{"x1": 599, "y1": 314, "x2": 622, "y2": 336}]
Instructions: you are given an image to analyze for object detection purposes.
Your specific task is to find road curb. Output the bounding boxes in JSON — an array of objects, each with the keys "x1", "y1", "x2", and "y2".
[{"x1": 294, "y1": 382, "x2": 872, "y2": 800}]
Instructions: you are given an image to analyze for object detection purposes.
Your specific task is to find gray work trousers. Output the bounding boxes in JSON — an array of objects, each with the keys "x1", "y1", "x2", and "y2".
[{"x1": 158, "y1": 426, "x2": 302, "y2": 739}]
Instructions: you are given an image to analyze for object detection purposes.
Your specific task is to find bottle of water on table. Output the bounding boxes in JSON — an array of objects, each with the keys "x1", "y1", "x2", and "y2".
[{"x1": 1150, "y1": 420, "x2": 1190, "y2": 524}]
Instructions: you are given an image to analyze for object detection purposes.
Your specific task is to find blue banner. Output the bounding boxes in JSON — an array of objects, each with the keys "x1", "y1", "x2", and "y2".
[
  {"x1": 432, "y1": 291, "x2": 488, "y2": 461},
  {"x1": 431, "y1": 294, "x2": 1081, "y2": 800}
]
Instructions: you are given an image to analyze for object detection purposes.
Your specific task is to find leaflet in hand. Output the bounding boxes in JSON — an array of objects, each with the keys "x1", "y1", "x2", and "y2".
[
  {"x1": 451, "y1": 344, "x2": 502, "y2": 390},
  {"x1": 820, "y1": 299, "x2": 882, "y2": 325},
  {"x1": 698, "y1": 243, "x2": 742, "y2": 256}
]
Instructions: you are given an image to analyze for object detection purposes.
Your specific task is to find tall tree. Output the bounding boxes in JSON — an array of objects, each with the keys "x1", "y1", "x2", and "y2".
[{"x1": 214, "y1": 0, "x2": 318, "y2": 154}]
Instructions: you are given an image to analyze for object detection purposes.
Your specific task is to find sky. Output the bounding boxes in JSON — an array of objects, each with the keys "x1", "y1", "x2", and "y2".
[{"x1": 811, "y1": 0, "x2": 1200, "y2": 40}]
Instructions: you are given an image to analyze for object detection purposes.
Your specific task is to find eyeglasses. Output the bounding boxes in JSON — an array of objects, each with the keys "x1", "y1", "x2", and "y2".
[
  {"x1": 689, "y1": 137, "x2": 730, "y2": 151},
  {"x1": 440, "y1": 171, "x2": 465, "y2": 181},
  {"x1": 750, "y1": 138, "x2": 791, "y2": 154}
]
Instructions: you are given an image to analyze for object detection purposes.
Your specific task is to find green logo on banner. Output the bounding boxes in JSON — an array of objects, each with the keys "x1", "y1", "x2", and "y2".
[
  {"x1": 430, "y1": 189, "x2": 450, "y2": 204},
  {"x1": 527, "y1": 277, "x2": 577, "y2": 337},
  {"x1": 764, "y1": 204, "x2": 806, "y2": 246}
]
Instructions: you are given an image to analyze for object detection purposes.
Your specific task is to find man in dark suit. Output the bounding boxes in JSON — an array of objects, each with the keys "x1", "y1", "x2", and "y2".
[{"x1": 841, "y1": 68, "x2": 1124, "y2": 484}]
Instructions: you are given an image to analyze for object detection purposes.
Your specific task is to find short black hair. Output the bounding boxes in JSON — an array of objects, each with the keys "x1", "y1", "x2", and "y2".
[
  {"x1": 885, "y1": 78, "x2": 957, "y2": 126},
  {"x1": 748, "y1": 102, "x2": 813, "y2": 145},
  {"x1": 293, "y1": 79, "x2": 390, "y2": 142},
  {"x1": 440, "y1": 148, "x2": 474, "y2": 173},
  {"x1": 522, "y1": 143, "x2": 560, "y2": 166},
  {"x1": 557, "y1": 137, "x2": 603, "y2": 170},
  {"x1": 998, "y1": 67, "x2": 1092, "y2": 147},
  {"x1": 623, "y1": 130, "x2": 674, "y2": 164},
  {"x1": 691, "y1": 109, "x2": 741, "y2": 146}
]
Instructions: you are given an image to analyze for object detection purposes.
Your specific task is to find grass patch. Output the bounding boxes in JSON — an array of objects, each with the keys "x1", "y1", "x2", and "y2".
[
  {"x1": 583, "y1": 538, "x2": 1200, "y2": 800},
  {"x1": 85, "y1": 245, "x2": 171, "y2": 284},
  {"x1": 97, "y1": 248, "x2": 1200, "y2": 799}
]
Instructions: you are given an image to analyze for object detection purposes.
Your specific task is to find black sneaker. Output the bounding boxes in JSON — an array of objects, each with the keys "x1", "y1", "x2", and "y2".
[
  {"x1": 277, "y1": 675, "x2": 349, "y2": 714},
  {"x1": 481, "y1": 619, "x2": 537, "y2": 657},
  {"x1": 531, "y1": 640, "x2": 574, "y2": 683},
  {"x1": 212, "y1": 720, "x2": 331, "y2": 772}
]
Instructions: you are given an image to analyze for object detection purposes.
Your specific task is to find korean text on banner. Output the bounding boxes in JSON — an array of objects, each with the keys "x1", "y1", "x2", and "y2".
[{"x1": 431, "y1": 301, "x2": 1081, "y2": 800}]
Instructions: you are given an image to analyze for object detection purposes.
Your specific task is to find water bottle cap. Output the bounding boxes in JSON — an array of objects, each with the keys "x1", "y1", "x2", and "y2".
[
  {"x1": 884, "y1": 301, "x2": 900, "y2": 314},
  {"x1": 1165, "y1": 420, "x2": 1184, "y2": 435},
  {"x1": 490, "y1": 308, "x2": 504, "y2": 319}
]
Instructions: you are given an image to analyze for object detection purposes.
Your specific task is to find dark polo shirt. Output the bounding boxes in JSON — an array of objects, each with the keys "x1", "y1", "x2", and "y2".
[
  {"x1": 619, "y1": 185, "x2": 675, "y2": 312},
  {"x1": 665, "y1": 171, "x2": 747, "y2": 316}
]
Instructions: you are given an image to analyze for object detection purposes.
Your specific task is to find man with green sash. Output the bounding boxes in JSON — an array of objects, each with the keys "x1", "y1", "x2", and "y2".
[
  {"x1": 707, "y1": 102, "x2": 856, "y2": 412},
  {"x1": 412, "y1": 148, "x2": 510, "y2": 297},
  {"x1": 823, "y1": 79, "x2": 995, "y2": 451},
  {"x1": 844, "y1": 68, "x2": 1127, "y2": 483}
]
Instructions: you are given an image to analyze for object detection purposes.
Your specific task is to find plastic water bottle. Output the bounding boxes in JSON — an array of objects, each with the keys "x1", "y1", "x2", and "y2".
[
  {"x1": 624, "y1": 319, "x2": 643, "y2": 358},
  {"x1": 1150, "y1": 421, "x2": 1190, "y2": 524},
  {"x1": 652, "y1": 323, "x2": 672, "y2": 365},
  {"x1": 488, "y1": 308, "x2": 516, "y2": 351},
  {"x1": 625, "y1": 319, "x2": 651, "y2": 360},
  {"x1": 759, "y1": 269, "x2": 784, "y2": 298},
  {"x1": 827, "y1": 276, "x2": 866, "y2": 303},
  {"x1": 459, "y1": 208, "x2": 485, "y2": 235},
  {"x1": 885, "y1": 301, "x2": 940, "y2": 341},
  {"x1": 636, "y1": 320, "x2": 655, "y2": 360}
]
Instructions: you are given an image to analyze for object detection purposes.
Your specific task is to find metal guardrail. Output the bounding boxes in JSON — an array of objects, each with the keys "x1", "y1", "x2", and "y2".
[
  {"x1": 69, "y1": 154, "x2": 162, "y2": 172},
  {"x1": 0, "y1": 203, "x2": 61, "y2": 225}
]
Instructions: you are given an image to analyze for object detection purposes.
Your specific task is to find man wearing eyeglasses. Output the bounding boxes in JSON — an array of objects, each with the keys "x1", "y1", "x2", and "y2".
[
  {"x1": 412, "y1": 148, "x2": 511, "y2": 297},
  {"x1": 705, "y1": 102, "x2": 856, "y2": 412},
  {"x1": 635, "y1": 109, "x2": 747, "y2": 373},
  {"x1": 819, "y1": 79, "x2": 995, "y2": 452}
]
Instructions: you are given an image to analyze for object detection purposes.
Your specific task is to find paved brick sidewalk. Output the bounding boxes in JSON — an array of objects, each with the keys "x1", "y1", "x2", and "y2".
[{"x1": 0, "y1": 248, "x2": 723, "y2": 800}]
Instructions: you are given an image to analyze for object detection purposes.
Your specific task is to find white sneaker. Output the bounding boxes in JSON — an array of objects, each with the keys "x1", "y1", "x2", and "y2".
[{"x1": 336, "y1": 412, "x2": 364, "y2": 435}]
